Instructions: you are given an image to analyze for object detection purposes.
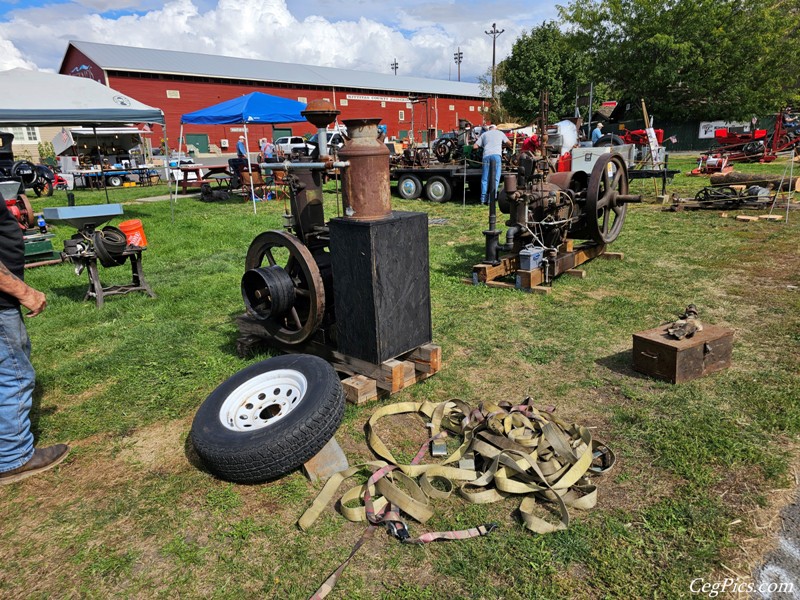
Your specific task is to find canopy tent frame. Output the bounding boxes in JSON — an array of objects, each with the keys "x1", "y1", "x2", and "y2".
[{"x1": 0, "y1": 68, "x2": 171, "y2": 216}]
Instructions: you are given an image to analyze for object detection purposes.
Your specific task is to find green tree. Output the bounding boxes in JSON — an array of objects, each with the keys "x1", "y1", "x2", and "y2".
[
  {"x1": 558, "y1": 0, "x2": 800, "y2": 121},
  {"x1": 498, "y1": 21, "x2": 590, "y2": 124}
]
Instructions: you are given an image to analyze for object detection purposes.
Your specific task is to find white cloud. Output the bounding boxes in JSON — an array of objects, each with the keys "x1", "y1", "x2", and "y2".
[
  {"x1": 0, "y1": 0, "x2": 556, "y2": 81},
  {"x1": 0, "y1": 37, "x2": 37, "y2": 70}
]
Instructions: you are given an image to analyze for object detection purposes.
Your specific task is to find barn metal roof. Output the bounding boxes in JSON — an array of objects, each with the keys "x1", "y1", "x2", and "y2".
[{"x1": 66, "y1": 41, "x2": 485, "y2": 99}]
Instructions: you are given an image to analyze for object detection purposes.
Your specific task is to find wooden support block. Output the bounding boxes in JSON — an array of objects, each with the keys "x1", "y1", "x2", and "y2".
[
  {"x1": 527, "y1": 286, "x2": 552, "y2": 295},
  {"x1": 565, "y1": 269, "x2": 586, "y2": 279},
  {"x1": 408, "y1": 343, "x2": 442, "y2": 374},
  {"x1": 599, "y1": 251, "x2": 624, "y2": 260},
  {"x1": 381, "y1": 359, "x2": 415, "y2": 393},
  {"x1": 736, "y1": 215, "x2": 759, "y2": 222},
  {"x1": 720, "y1": 212, "x2": 728, "y2": 218},
  {"x1": 342, "y1": 375, "x2": 378, "y2": 405},
  {"x1": 515, "y1": 268, "x2": 545, "y2": 290},
  {"x1": 759, "y1": 214, "x2": 784, "y2": 221},
  {"x1": 471, "y1": 255, "x2": 519, "y2": 283},
  {"x1": 561, "y1": 240, "x2": 574, "y2": 252}
]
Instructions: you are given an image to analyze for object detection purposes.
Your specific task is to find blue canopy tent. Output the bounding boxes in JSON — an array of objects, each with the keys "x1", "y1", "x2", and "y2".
[{"x1": 179, "y1": 92, "x2": 307, "y2": 212}]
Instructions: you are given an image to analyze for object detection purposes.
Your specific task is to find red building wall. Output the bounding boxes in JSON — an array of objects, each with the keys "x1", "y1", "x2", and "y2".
[{"x1": 60, "y1": 45, "x2": 487, "y2": 152}]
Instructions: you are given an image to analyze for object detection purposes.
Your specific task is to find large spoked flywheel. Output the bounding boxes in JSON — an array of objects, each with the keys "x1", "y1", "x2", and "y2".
[
  {"x1": 242, "y1": 231, "x2": 325, "y2": 345},
  {"x1": 586, "y1": 154, "x2": 629, "y2": 245}
]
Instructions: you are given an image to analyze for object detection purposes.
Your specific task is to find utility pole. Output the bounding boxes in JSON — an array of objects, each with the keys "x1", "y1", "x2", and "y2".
[
  {"x1": 390, "y1": 59, "x2": 399, "y2": 76},
  {"x1": 485, "y1": 23, "x2": 504, "y2": 103},
  {"x1": 453, "y1": 47, "x2": 463, "y2": 82}
]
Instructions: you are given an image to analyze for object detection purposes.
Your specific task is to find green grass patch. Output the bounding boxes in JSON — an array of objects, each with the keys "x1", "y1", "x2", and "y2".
[{"x1": 1, "y1": 158, "x2": 798, "y2": 597}]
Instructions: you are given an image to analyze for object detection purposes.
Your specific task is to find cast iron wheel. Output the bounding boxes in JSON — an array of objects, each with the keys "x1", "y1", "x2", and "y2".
[
  {"x1": 93, "y1": 230, "x2": 127, "y2": 267},
  {"x1": 433, "y1": 138, "x2": 455, "y2": 162},
  {"x1": 416, "y1": 148, "x2": 430, "y2": 168},
  {"x1": 33, "y1": 179, "x2": 53, "y2": 197},
  {"x1": 397, "y1": 174, "x2": 423, "y2": 200},
  {"x1": 425, "y1": 175, "x2": 452, "y2": 203},
  {"x1": 243, "y1": 231, "x2": 325, "y2": 345},
  {"x1": 106, "y1": 175, "x2": 124, "y2": 187},
  {"x1": 585, "y1": 154, "x2": 629, "y2": 244},
  {"x1": 189, "y1": 353, "x2": 345, "y2": 483},
  {"x1": 16, "y1": 194, "x2": 35, "y2": 228},
  {"x1": 593, "y1": 134, "x2": 625, "y2": 148}
]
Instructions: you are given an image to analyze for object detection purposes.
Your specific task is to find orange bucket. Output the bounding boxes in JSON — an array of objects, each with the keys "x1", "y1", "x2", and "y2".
[{"x1": 118, "y1": 219, "x2": 148, "y2": 247}]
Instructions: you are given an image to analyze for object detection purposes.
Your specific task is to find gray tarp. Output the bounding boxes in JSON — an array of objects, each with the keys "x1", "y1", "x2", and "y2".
[{"x1": 0, "y1": 68, "x2": 164, "y2": 126}]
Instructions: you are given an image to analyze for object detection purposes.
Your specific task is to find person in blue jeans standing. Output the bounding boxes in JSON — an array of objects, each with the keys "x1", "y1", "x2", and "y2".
[
  {"x1": 473, "y1": 124, "x2": 511, "y2": 205},
  {"x1": 0, "y1": 193, "x2": 69, "y2": 485}
]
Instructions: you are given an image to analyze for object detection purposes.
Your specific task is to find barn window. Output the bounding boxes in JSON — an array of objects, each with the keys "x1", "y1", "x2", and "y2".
[
  {"x1": 449, "y1": 105, "x2": 455, "y2": 111},
  {"x1": 399, "y1": 110, "x2": 405, "y2": 121},
  {"x1": 340, "y1": 99, "x2": 348, "y2": 106},
  {"x1": 298, "y1": 96, "x2": 307, "y2": 103}
]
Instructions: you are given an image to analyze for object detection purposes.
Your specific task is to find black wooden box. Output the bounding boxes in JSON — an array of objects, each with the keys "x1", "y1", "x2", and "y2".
[
  {"x1": 632, "y1": 324, "x2": 734, "y2": 384},
  {"x1": 329, "y1": 211, "x2": 431, "y2": 364}
]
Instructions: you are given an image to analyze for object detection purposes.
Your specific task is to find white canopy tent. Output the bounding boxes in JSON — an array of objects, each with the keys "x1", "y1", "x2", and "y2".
[{"x1": 0, "y1": 68, "x2": 171, "y2": 209}]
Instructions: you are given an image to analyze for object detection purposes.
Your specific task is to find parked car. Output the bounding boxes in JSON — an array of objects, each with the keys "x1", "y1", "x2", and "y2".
[
  {"x1": 275, "y1": 136, "x2": 313, "y2": 156},
  {"x1": 308, "y1": 132, "x2": 345, "y2": 155}
]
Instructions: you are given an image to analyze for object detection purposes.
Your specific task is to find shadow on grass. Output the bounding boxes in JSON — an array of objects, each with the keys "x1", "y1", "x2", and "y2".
[{"x1": 595, "y1": 349, "x2": 657, "y2": 382}]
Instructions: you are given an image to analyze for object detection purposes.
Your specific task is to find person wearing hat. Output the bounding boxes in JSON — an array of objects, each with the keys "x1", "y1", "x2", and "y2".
[
  {"x1": 473, "y1": 123, "x2": 511, "y2": 205},
  {"x1": 591, "y1": 122, "x2": 604, "y2": 144},
  {"x1": 236, "y1": 135, "x2": 248, "y2": 159}
]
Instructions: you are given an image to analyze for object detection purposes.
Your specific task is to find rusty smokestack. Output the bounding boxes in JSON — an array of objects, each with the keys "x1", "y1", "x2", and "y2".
[{"x1": 337, "y1": 118, "x2": 391, "y2": 220}]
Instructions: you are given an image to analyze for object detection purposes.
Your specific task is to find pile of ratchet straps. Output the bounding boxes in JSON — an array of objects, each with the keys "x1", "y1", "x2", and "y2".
[{"x1": 298, "y1": 397, "x2": 615, "y2": 599}]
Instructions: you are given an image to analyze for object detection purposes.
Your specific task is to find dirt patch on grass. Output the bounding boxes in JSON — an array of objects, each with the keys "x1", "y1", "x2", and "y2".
[{"x1": 117, "y1": 417, "x2": 192, "y2": 472}]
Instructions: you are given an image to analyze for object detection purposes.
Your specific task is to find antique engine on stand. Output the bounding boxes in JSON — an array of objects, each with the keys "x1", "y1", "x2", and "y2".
[
  {"x1": 238, "y1": 102, "x2": 438, "y2": 401},
  {"x1": 474, "y1": 140, "x2": 643, "y2": 292}
]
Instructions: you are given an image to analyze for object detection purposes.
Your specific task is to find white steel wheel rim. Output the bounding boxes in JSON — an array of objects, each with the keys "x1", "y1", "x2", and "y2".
[
  {"x1": 429, "y1": 181, "x2": 445, "y2": 200},
  {"x1": 400, "y1": 179, "x2": 417, "y2": 196},
  {"x1": 219, "y1": 369, "x2": 308, "y2": 432}
]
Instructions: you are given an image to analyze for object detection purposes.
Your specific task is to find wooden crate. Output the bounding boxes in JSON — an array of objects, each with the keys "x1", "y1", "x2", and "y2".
[{"x1": 632, "y1": 324, "x2": 734, "y2": 384}]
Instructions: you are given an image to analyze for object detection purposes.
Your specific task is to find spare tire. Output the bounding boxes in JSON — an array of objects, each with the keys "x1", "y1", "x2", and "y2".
[
  {"x1": 593, "y1": 134, "x2": 625, "y2": 147},
  {"x1": 11, "y1": 160, "x2": 37, "y2": 187},
  {"x1": 190, "y1": 354, "x2": 345, "y2": 483}
]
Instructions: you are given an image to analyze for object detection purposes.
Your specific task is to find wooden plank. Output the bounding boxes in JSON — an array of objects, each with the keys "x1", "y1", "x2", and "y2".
[
  {"x1": 758, "y1": 214, "x2": 784, "y2": 221},
  {"x1": 561, "y1": 239, "x2": 574, "y2": 252},
  {"x1": 471, "y1": 255, "x2": 519, "y2": 283},
  {"x1": 736, "y1": 215, "x2": 759, "y2": 222},
  {"x1": 598, "y1": 251, "x2": 624, "y2": 261},
  {"x1": 565, "y1": 269, "x2": 586, "y2": 279},
  {"x1": 342, "y1": 375, "x2": 378, "y2": 405},
  {"x1": 485, "y1": 280, "x2": 516, "y2": 289}
]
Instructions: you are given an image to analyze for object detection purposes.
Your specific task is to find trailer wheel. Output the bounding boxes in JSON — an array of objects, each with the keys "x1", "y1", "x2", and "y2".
[
  {"x1": 106, "y1": 175, "x2": 124, "y2": 187},
  {"x1": 593, "y1": 134, "x2": 625, "y2": 147},
  {"x1": 190, "y1": 354, "x2": 345, "y2": 483},
  {"x1": 425, "y1": 176, "x2": 452, "y2": 203},
  {"x1": 397, "y1": 174, "x2": 422, "y2": 200}
]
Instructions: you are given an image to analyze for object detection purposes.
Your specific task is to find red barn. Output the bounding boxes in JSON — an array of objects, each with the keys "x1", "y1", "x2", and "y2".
[{"x1": 59, "y1": 40, "x2": 488, "y2": 153}]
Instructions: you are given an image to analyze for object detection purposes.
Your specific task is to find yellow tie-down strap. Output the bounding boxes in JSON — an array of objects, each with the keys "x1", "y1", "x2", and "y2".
[{"x1": 298, "y1": 397, "x2": 615, "y2": 535}]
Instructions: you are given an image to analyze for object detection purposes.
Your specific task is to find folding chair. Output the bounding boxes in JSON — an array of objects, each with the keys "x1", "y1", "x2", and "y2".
[{"x1": 240, "y1": 167, "x2": 268, "y2": 200}]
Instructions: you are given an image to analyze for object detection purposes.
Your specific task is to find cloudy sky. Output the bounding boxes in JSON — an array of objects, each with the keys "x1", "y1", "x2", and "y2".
[{"x1": 0, "y1": 0, "x2": 560, "y2": 82}]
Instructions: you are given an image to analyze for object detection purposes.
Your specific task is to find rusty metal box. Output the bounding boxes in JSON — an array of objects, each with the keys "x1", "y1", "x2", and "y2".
[{"x1": 632, "y1": 324, "x2": 734, "y2": 384}]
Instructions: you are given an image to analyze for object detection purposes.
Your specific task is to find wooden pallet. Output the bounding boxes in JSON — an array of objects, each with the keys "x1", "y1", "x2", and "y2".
[
  {"x1": 469, "y1": 241, "x2": 622, "y2": 293},
  {"x1": 236, "y1": 315, "x2": 442, "y2": 405}
]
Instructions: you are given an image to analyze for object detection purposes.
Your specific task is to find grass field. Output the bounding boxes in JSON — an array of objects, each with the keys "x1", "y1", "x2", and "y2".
[{"x1": 1, "y1": 155, "x2": 798, "y2": 598}]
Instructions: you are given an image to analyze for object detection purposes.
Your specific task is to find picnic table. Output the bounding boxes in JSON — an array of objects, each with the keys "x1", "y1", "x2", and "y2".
[{"x1": 177, "y1": 164, "x2": 231, "y2": 194}]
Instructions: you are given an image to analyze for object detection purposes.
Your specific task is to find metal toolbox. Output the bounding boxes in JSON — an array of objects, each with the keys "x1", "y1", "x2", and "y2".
[{"x1": 632, "y1": 324, "x2": 734, "y2": 384}]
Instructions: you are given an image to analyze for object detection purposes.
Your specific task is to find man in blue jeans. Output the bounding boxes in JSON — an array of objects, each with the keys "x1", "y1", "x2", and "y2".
[
  {"x1": 0, "y1": 192, "x2": 69, "y2": 485},
  {"x1": 473, "y1": 124, "x2": 511, "y2": 205}
]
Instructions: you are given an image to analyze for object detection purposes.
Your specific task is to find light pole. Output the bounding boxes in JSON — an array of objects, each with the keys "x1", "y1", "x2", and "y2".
[
  {"x1": 485, "y1": 23, "x2": 504, "y2": 104},
  {"x1": 390, "y1": 59, "x2": 399, "y2": 75},
  {"x1": 454, "y1": 47, "x2": 463, "y2": 82}
]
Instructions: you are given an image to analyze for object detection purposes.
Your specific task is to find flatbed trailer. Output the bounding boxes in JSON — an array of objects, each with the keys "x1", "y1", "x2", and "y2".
[{"x1": 392, "y1": 163, "x2": 490, "y2": 203}]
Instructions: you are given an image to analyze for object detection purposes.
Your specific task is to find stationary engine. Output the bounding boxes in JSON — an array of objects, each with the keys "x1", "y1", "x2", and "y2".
[{"x1": 480, "y1": 149, "x2": 641, "y2": 280}]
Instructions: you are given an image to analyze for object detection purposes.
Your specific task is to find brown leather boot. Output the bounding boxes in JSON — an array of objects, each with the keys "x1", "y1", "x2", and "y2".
[{"x1": 0, "y1": 444, "x2": 70, "y2": 485}]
